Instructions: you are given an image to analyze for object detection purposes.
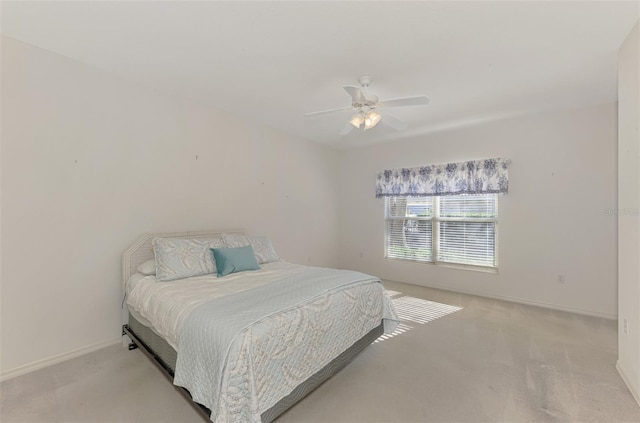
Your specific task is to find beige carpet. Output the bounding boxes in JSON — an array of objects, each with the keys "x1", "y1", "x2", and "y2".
[{"x1": 2, "y1": 280, "x2": 639, "y2": 423}]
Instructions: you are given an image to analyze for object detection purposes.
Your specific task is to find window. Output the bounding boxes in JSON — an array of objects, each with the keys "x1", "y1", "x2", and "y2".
[{"x1": 385, "y1": 194, "x2": 497, "y2": 269}]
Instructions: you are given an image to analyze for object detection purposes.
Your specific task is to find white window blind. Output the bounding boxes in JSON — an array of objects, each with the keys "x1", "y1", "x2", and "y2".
[
  {"x1": 385, "y1": 197, "x2": 433, "y2": 262},
  {"x1": 384, "y1": 194, "x2": 498, "y2": 268}
]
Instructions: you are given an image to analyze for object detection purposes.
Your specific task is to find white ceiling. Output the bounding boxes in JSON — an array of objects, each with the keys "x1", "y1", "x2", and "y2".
[{"x1": 2, "y1": 1, "x2": 638, "y2": 148}]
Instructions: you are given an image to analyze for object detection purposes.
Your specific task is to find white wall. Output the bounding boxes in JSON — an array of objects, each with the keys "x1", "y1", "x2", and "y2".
[
  {"x1": 0, "y1": 37, "x2": 339, "y2": 377},
  {"x1": 617, "y1": 20, "x2": 640, "y2": 404},
  {"x1": 338, "y1": 103, "x2": 618, "y2": 319}
]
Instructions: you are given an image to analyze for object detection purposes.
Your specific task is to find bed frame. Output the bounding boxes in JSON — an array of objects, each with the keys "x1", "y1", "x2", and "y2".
[{"x1": 122, "y1": 230, "x2": 383, "y2": 422}]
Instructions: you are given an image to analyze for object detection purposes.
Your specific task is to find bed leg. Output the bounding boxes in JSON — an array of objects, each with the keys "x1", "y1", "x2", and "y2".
[{"x1": 122, "y1": 325, "x2": 140, "y2": 351}]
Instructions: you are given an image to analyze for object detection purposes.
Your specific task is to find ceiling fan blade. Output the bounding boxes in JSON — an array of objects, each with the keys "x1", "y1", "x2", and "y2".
[
  {"x1": 339, "y1": 123, "x2": 354, "y2": 136},
  {"x1": 304, "y1": 107, "x2": 353, "y2": 117},
  {"x1": 379, "y1": 96, "x2": 430, "y2": 108},
  {"x1": 382, "y1": 114, "x2": 408, "y2": 131},
  {"x1": 343, "y1": 86, "x2": 367, "y2": 103}
]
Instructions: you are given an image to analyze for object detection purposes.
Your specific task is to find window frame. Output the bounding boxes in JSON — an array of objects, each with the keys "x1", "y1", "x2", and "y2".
[{"x1": 384, "y1": 194, "x2": 499, "y2": 272}]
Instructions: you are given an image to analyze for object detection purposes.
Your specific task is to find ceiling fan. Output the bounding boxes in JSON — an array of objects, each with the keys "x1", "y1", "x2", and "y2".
[{"x1": 305, "y1": 76, "x2": 430, "y2": 136}]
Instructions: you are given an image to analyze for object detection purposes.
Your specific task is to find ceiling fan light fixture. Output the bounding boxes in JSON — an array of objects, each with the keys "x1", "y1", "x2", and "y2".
[
  {"x1": 349, "y1": 113, "x2": 365, "y2": 128},
  {"x1": 364, "y1": 111, "x2": 381, "y2": 129},
  {"x1": 305, "y1": 77, "x2": 426, "y2": 135}
]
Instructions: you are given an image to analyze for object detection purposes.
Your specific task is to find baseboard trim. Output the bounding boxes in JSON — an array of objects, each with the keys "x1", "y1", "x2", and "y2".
[
  {"x1": 384, "y1": 279, "x2": 617, "y2": 320},
  {"x1": 617, "y1": 360, "x2": 640, "y2": 406},
  {"x1": 0, "y1": 337, "x2": 121, "y2": 382}
]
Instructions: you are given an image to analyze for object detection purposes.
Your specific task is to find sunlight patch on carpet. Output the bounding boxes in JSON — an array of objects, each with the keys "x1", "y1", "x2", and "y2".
[
  {"x1": 376, "y1": 295, "x2": 462, "y2": 343},
  {"x1": 374, "y1": 322, "x2": 414, "y2": 343},
  {"x1": 392, "y1": 296, "x2": 462, "y2": 324}
]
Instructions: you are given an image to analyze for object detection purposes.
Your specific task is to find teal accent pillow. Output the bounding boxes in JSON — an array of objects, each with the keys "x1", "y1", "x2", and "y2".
[{"x1": 211, "y1": 245, "x2": 261, "y2": 277}]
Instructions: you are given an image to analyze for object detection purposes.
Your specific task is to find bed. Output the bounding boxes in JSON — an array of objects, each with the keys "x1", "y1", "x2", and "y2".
[{"x1": 122, "y1": 230, "x2": 398, "y2": 423}]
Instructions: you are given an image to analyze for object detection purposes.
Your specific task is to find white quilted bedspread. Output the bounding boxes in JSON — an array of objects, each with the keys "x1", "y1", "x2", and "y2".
[{"x1": 174, "y1": 266, "x2": 398, "y2": 423}]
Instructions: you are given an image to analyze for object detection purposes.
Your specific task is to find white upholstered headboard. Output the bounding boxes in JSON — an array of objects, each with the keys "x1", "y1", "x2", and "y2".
[{"x1": 121, "y1": 229, "x2": 244, "y2": 290}]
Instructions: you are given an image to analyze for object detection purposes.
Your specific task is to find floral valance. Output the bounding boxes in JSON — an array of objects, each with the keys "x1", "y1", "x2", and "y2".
[{"x1": 376, "y1": 158, "x2": 510, "y2": 198}]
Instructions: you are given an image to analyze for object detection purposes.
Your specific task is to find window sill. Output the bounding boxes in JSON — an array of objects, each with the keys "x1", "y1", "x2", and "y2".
[{"x1": 384, "y1": 257, "x2": 499, "y2": 274}]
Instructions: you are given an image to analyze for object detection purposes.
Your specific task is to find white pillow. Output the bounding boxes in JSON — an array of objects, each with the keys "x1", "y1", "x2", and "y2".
[
  {"x1": 136, "y1": 259, "x2": 156, "y2": 276},
  {"x1": 248, "y1": 236, "x2": 280, "y2": 264},
  {"x1": 126, "y1": 272, "x2": 146, "y2": 294},
  {"x1": 221, "y1": 233, "x2": 251, "y2": 248},
  {"x1": 152, "y1": 237, "x2": 225, "y2": 281},
  {"x1": 221, "y1": 233, "x2": 280, "y2": 264}
]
